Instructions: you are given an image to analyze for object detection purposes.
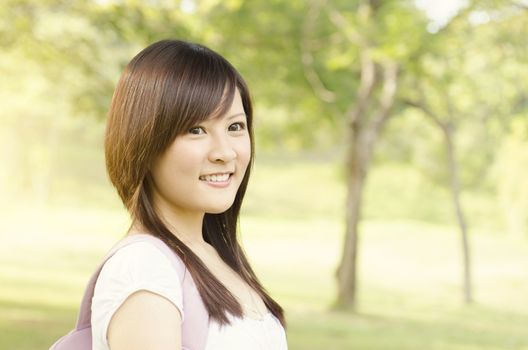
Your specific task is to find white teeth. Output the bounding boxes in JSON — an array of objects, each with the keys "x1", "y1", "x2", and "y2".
[{"x1": 200, "y1": 173, "x2": 230, "y2": 182}]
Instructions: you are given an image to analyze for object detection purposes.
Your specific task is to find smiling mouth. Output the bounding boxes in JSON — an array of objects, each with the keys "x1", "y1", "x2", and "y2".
[{"x1": 199, "y1": 173, "x2": 233, "y2": 182}]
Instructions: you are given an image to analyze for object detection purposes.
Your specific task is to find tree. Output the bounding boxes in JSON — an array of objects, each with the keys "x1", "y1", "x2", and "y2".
[
  {"x1": 403, "y1": 0, "x2": 528, "y2": 303},
  {"x1": 297, "y1": 0, "x2": 428, "y2": 310}
]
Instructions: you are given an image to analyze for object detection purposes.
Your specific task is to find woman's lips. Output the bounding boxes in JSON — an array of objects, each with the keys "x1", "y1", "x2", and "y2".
[{"x1": 199, "y1": 173, "x2": 233, "y2": 188}]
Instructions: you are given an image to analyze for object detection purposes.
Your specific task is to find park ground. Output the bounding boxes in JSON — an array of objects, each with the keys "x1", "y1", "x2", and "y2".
[{"x1": 1, "y1": 160, "x2": 527, "y2": 350}]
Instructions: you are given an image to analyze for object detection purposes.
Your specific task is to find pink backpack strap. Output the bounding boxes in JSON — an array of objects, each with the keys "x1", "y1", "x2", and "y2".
[{"x1": 75, "y1": 233, "x2": 209, "y2": 349}]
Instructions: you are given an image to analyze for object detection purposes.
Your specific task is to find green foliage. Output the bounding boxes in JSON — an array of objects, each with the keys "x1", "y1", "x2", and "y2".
[
  {"x1": 1, "y1": 0, "x2": 526, "y2": 228},
  {"x1": 372, "y1": 1, "x2": 429, "y2": 61}
]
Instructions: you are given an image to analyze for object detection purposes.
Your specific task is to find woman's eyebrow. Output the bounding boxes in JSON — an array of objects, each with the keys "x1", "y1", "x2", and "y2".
[{"x1": 226, "y1": 112, "x2": 246, "y2": 120}]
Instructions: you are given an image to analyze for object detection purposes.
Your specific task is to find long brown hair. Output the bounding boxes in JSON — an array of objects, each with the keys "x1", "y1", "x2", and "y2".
[{"x1": 104, "y1": 39, "x2": 285, "y2": 327}]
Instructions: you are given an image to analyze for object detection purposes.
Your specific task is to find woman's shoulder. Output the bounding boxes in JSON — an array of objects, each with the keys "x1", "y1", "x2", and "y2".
[
  {"x1": 107, "y1": 233, "x2": 185, "y2": 271},
  {"x1": 109, "y1": 239, "x2": 170, "y2": 264},
  {"x1": 96, "y1": 240, "x2": 178, "y2": 285},
  {"x1": 94, "y1": 233, "x2": 189, "y2": 293}
]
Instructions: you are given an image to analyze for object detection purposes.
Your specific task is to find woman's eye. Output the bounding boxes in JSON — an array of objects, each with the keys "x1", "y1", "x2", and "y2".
[
  {"x1": 188, "y1": 126, "x2": 205, "y2": 135},
  {"x1": 229, "y1": 122, "x2": 246, "y2": 132}
]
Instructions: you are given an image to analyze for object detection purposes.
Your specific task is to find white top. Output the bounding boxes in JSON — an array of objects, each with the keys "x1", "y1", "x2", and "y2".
[{"x1": 91, "y1": 242, "x2": 288, "y2": 350}]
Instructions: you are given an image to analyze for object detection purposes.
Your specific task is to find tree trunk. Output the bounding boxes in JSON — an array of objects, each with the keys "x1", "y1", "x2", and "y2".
[
  {"x1": 444, "y1": 124, "x2": 473, "y2": 303},
  {"x1": 334, "y1": 61, "x2": 398, "y2": 311},
  {"x1": 403, "y1": 99, "x2": 475, "y2": 304},
  {"x1": 334, "y1": 127, "x2": 373, "y2": 310},
  {"x1": 301, "y1": 1, "x2": 399, "y2": 311}
]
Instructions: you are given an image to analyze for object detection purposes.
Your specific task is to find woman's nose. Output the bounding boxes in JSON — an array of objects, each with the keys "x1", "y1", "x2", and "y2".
[{"x1": 208, "y1": 135, "x2": 236, "y2": 163}]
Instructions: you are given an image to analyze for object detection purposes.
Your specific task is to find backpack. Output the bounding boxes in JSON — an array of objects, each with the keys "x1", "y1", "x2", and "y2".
[{"x1": 49, "y1": 233, "x2": 210, "y2": 350}]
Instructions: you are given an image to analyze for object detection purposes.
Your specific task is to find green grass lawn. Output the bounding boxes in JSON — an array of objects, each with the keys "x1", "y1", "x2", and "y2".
[{"x1": 1, "y1": 161, "x2": 527, "y2": 349}]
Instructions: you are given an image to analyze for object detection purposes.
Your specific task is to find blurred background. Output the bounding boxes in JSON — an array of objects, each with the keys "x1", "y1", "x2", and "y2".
[{"x1": 1, "y1": 0, "x2": 527, "y2": 349}]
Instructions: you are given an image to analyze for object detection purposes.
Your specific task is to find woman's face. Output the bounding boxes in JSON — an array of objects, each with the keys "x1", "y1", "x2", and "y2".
[{"x1": 150, "y1": 89, "x2": 251, "y2": 216}]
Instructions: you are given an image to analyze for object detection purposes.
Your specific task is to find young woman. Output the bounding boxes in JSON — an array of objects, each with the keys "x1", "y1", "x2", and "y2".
[{"x1": 91, "y1": 39, "x2": 287, "y2": 350}]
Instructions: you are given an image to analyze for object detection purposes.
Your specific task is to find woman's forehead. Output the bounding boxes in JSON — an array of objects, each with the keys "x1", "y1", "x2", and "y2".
[{"x1": 205, "y1": 89, "x2": 244, "y2": 120}]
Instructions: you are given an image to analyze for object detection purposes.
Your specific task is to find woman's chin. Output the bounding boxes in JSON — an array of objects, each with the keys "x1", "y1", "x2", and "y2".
[{"x1": 205, "y1": 201, "x2": 235, "y2": 214}]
